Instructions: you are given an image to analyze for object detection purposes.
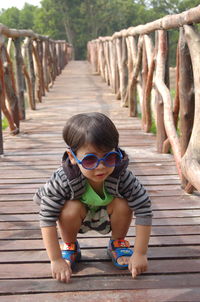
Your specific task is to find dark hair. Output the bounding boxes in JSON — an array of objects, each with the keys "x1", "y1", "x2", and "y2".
[{"x1": 63, "y1": 112, "x2": 119, "y2": 152}]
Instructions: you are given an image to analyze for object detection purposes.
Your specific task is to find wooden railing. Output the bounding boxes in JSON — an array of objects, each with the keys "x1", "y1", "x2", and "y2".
[
  {"x1": 87, "y1": 5, "x2": 200, "y2": 193},
  {"x1": 0, "y1": 24, "x2": 73, "y2": 155}
]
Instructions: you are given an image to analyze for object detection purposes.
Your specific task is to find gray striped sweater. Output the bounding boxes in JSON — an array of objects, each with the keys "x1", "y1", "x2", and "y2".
[{"x1": 34, "y1": 150, "x2": 153, "y2": 228}]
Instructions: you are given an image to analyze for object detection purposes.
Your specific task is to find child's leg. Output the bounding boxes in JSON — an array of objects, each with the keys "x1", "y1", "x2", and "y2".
[
  {"x1": 107, "y1": 198, "x2": 133, "y2": 266},
  {"x1": 107, "y1": 197, "x2": 133, "y2": 239},
  {"x1": 58, "y1": 200, "x2": 87, "y2": 243}
]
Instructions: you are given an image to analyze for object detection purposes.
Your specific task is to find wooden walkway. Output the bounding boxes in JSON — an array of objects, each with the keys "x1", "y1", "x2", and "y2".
[{"x1": 1, "y1": 61, "x2": 200, "y2": 302}]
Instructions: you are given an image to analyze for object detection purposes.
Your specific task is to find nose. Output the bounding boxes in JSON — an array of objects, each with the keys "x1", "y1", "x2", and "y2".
[{"x1": 96, "y1": 159, "x2": 105, "y2": 169}]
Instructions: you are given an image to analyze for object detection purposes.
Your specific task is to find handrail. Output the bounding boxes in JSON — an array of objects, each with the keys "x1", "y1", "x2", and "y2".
[
  {"x1": 87, "y1": 5, "x2": 200, "y2": 193},
  {"x1": 0, "y1": 23, "x2": 73, "y2": 154}
]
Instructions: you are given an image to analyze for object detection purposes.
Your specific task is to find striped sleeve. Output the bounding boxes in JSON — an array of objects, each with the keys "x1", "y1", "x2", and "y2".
[
  {"x1": 35, "y1": 168, "x2": 70, "y2": 228},
  {"x1": 119, "y1": 170, "x2": 153, "y2": 225}
]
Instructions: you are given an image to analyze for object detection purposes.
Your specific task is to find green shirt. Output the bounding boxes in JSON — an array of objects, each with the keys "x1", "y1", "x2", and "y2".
[{"x1": 80, "y1": 182, "x2": 113, "y2": 211}]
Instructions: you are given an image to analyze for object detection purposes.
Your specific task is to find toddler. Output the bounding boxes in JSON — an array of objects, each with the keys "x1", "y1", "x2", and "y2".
[{"x1": 34, "y1": 112, "x2": 152, "y2": 283}]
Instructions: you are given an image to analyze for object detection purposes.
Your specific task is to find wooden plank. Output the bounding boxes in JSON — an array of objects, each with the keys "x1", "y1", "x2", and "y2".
[
  {"x1": 2, "y1": 201, "x2": 200, "y2": 217},
  {"x1": 1, "y1": 214, "x2": 200, "y2": 225},
  {"x1": 1, "y1": 288, "x2": 200, "y2": 302},
  {"x1": 1, "y1": 274, "x2": 200, "y2": 294},
  {"x1": 0, "y1": 60, "x2": 199, "y2": 299},
  {"x1": 1, "y1": 233, "x2": 200, "y2": 251},
  {"x1": 1, "y1": 259, "x2": 200, "y2": 279},
  {"x1": 0, "y1": 184, "x2": 184, "y2": 194},
  {"x1": 1, "y1": 222, "x2": 200, "y2": 238},
  {"x1": 1, "y1": 227, "x2": 200, "y2": 244},
  {"x1": 0, "y1": 175, "x2": 181, "y2": 185},
  {"x1": 1, "y1": 194, "x2": 199, "y2": 208},
  {"x1": 1, "y1": 246, "x2": 200, "y2": 263}
]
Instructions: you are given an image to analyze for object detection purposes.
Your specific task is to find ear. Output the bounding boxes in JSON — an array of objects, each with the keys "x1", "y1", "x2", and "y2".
[{"x1": 66, "y1": 150, "x2": 77, "y2": 165}]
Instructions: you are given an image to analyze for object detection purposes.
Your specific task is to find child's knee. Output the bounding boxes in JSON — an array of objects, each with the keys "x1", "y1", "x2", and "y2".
[
  {"x1": 59, "y1": 200, "x2": 87, "y2": 221},
  {"x1": 107, "y1": 197, "x2": 132, "y2": 215}
]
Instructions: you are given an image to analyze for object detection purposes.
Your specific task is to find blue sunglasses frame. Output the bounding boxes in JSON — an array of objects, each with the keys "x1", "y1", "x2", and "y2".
[{"x1": 70, "y1": 148, "x2": 123, "y2": 170}]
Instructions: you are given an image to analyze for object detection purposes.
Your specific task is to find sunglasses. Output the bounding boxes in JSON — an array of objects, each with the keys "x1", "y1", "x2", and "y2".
[{"x1": 70, "y1": 148, "x2": 123, "y2": 170}]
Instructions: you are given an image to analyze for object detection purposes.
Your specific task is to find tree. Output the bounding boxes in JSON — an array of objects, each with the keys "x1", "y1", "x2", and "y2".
[
  {"x1": 0, "y1": 7, "x2": 21, "y2": 29},
  {"x1": 19, "y1": 4, "x2": 38, "y2": 30},
  {"x1": 1, "y1": 0, "x2": 198, "y2": 60}
]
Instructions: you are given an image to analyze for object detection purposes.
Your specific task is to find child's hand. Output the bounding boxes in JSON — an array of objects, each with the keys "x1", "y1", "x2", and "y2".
[
  {"x1": 51, "y1": 258, "x2": 72, "y2": 283},
  {"x1": 128, "y1": 252, "x2": 148, "y2": 279}
]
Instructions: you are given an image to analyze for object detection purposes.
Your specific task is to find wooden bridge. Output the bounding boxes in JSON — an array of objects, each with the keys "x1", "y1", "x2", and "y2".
[{"x1": 1, "y1": 60, "x2": 200, "y2": 301}]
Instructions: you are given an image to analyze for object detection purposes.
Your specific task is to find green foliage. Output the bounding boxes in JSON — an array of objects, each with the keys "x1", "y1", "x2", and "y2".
[
  {"x1": 2, "y1": 117, "x2": 8, "y2": 130},
  {"x1": 0, "y1": 0, "x2": 199, "y2": 60},
  {"x1": 150, "y1": 117, "x2": 157, "y2": 135},
  {"x1": 19, "y1": 4, "x2": 38, "y2": 29},
  {"x1": 0, "y1": 7, "x2": 21, "y2": 28},
  {"x1": 144, "y1": 0, "x2": 200, "y2": 14}
]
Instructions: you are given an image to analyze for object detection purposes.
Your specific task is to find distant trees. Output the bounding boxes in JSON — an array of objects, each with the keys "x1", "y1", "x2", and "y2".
[{"x1": 0, "y1": 0, "x2": 199, "y2": 60}]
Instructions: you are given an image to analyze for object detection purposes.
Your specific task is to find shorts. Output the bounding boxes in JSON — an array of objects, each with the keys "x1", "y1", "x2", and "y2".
[{"x1": 79, "y1": 206, "x2": 111, "y2": 235}]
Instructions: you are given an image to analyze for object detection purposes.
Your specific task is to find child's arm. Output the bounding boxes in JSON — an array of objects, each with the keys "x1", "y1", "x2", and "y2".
[
  {"x1": 41, "y1": 226, "x2": 72, "y2": 283},
  {"x1": 128, "y1": 224, "x2": 151, "y2": 278}
]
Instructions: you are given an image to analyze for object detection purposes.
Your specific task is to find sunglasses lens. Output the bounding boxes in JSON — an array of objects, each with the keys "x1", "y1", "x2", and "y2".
[
  {"x1": 82, "y1": 155, "x2": 98, "y2": 169},
  {"x1": 105, "y1": 152, "x2": 121, "y2": 167}
]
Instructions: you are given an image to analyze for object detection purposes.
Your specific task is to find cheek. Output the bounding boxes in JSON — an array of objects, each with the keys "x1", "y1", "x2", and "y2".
[
  {"x1": 79, "y1": 166, "x2": 93, "y2": 178},
  {"x1": 108, "y1": 167, "x2": 115, "y2": 175}
]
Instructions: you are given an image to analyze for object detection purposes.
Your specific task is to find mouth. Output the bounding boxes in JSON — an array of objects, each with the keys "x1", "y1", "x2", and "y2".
[{"x1": 95, "y1": 173, "x2": 106, "y2": 178}]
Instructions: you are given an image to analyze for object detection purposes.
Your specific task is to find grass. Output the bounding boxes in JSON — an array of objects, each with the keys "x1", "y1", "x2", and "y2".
[
  {"x1": 137, "y1": 111, "x2": 157, "y2": 135},
  {"x1": 2, "y1": 117, "x2": 8, "y2": 130},
  {"x1": 150, "y1": 117, "x2": 157, "y2": 135}
]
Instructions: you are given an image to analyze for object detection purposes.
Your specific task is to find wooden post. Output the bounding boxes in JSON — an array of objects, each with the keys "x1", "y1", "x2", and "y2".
[
  {"x1": 116, "y1": 36, "x2": 128, "y2": 107},
  {"x1": 121, "y1": 36, "x2": 128, "y2": 107},
  {"x1": 13, "y1": 37, "x2": 26, "y2": 120},
  {"x1": 155, "y1": 30, "x2": 182, "y2": 177},
  {"x1": 37, "y1": 40, "x2": 45, "y2": 96},
  {"x1": 126, "y1": 36, "x2": 136, "y2": 117},
  {"x1": 2, "y1": 45, "x2": 20, "y2": 129},
  {"x1": 0, "y1": 44, "x2": 3, "y2": 153},
  {"x1": 0, "y1": 104, "x2": 3, "y2": 155},
  {"x1": 154, "y1": 31, "x2": 167, "y2": 153},
  {"x1": 27, "y1": 38, "x2": 36, "y2": 103},
  {"x1": 128, "y1": 35, "x2": 143, "y2": 117},
  {"x1": 113, "y1": 39, "x2": 120, "y2": 97},
  {"x1": 104, "y1": 40, "x2": 112, "y2": 87},
  {"x1": 23, "y1": 38, "x2": 36, "y2": 108},
  {"x1": 50, "y1": 41, "x2": 56, "y2": 81},
  {"x1": 99, "y1": 40, "x2": 106, "y2": 81},
  {"x1": 181, "y1": 25, "x2": 200, "y2": 191},
  {"x1": 142, "y1": 35, "x2": 155, "y2": 132},
  {"x1": 108, "y1": 40, "x2": 116, "y2": 92},
  {"x1": 43, "y1": 40, "x2": 49, "y2": 91},
  {"x1": 178, "y1": 28, "x2": 194, "y2": 189},
  {"x1": 32, "y1": 40, "x2": 42, "y2": 103},
  {"x1": 141, "y1": 38, "x2": 148, "y2": 127},
  {"x1": 0, "y1": 43, "x2": 17, "y2": 134},
  {"x1": 52, "y1": 42, "x2": 58, "y2": 78}
]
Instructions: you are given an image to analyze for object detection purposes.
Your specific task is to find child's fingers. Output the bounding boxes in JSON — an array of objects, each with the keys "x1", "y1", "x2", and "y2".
[{"x1": 131, "y1": 267, "x2": 138, "y2": 279}]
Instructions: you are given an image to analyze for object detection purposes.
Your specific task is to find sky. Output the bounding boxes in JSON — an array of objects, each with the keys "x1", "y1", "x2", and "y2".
[{"x1": 0, "y1": 0, "x2": 41, "y2": 10}]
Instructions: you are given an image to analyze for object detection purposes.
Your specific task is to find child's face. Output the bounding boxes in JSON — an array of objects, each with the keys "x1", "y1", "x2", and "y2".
[{"x1": 68, "y1": 144, "x2": 115, "y2": 184}]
